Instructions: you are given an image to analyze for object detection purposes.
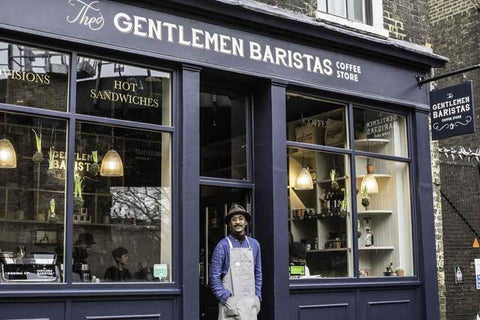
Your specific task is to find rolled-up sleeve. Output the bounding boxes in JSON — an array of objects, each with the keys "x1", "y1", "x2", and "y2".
[{"x1": 209, "y1": 241, "x2": 231, "y2": 305}]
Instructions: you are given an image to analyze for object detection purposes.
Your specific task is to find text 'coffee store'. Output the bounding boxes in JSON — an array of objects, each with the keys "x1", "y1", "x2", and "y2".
[{"x1": 0, "y1": 1, "x2": 446, "y2": 319}]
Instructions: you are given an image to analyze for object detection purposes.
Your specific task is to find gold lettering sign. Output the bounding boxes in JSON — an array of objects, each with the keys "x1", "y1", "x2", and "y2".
[
  {"x1": 0, "y1": 68, "x2": 51, "y2": 84},
  {"x1": 53, "y1": 151, "x2": 93, "y2": 172},
  {"x1": 89, "y1": 79, "x2": 159, "y2": 108}
]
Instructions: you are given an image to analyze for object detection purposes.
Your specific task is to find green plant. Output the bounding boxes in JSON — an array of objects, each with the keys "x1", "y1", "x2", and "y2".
[
  {"x1": 32, "y1": 129, "x2": 44, "y2": 162},
  {"x1": 339, "y1": 188, "x2": 348, "y2": 218},
  {"x1": 74, "y1": 174, "x2": 84, "y2": 209},
  {"x1": 89, "y1": 150, "x2": 100, "y2": 176},
  {"x1": 361, "y1": 187, "x2": 370, "y2": 210},
  {"x1": 48, "y1": 147, "x2": 55, "y2": 169},
  {"x1": 330, "y1": 169, "x2": 339, "y2": 191}
]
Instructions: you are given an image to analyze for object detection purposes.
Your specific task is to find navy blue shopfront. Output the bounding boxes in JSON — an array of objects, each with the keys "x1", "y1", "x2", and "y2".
[{"x1": 0, "y1": 1, "x2": 446, "y2": 319}]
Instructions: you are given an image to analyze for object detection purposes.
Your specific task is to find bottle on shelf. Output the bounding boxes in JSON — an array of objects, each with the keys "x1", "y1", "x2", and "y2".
[{"x1": 364, "y1": 227, "x2": 374, "y2": 247}]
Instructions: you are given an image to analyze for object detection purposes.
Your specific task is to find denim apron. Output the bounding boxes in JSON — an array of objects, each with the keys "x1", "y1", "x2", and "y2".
[{"x1": 218, "y1": 237, "x2": 260, "y2": 320}]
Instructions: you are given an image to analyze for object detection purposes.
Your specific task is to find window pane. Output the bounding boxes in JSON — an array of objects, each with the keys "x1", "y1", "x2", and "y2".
[
  {"x1": 347, "y1": 0, "x2": 364, "y2": 22},
  {"x1": 76, "y1": 57, "x2": 171, "y2": 126},
  {"x1": 0, "y1": 41, "x2": 69, "y2": 111},
  {"x1": 0, "y1": 112, "x2": 67, "y2": 283},
  {"x1": 200, "y1": 91, "x2": 248, "y2": 180},
  {"x1": 72, "y1": 122, "x2": 172, "y2": 283},
  {"x1": 288, "y1": 147, "x2": 353, "y2": 278},
  {"x1": 287, "y1": 93, "x2": 348, "y2": 149},
  {"x1": 353, "y1": 108, "x2": 408, "y2": 157},
  {"x1": 356, "y1": 157, "x2": 413, "y2": 277},
  {"x1": 327, "y1": 0, "x2": 347, "y2": 17}
]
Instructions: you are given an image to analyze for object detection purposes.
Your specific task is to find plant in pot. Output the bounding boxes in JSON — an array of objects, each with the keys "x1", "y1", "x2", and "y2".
[
  {"x1": 395, "y1": 267, "x2": 405, "y2": 277},
  {"x1": 330, "y1": 169, "x2": 339, "y2": 191},
  {"x1": 48, "y1": 198, "x2": 58, "y2": 223},
  {"x1": 32, "y1": 129, "x2": 44, "y2": 162},
  {"x1": 74, "y1": 173, "x2": 84, "y2": 210},
  {"x1": 334, "y1": 238, "x2": 342, "y2": 249},
  {"x1": 361, "y1": 187, "x2": 370, "y2": 210},
  {"x1": 383, "y1": 262, "x2": 394, "y2": 276},
  {"x1": 89, "y1": 150, "x2": 100, "y2": 176}
]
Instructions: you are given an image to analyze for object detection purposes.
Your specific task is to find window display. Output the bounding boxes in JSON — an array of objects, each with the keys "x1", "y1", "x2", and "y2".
[
  {"x1": 72, "y1": 123, "x2": 172, "y2": 283},
  {"x1": 0, "y1": 42, "x2": 69, "y2": 112},
  {"x1": 286, "y1": 90, "x2": 348, "y2": 149},
  {"x1": 0, "y1": 112, "x2": 67, "y2": 283},
  {"x1": 288, "y1": 148, "x2": 352, "y2": 278}
]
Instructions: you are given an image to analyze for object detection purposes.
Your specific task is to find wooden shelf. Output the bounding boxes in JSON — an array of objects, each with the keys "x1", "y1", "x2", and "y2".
[
  {"x1": 356, "y1": 174, "x2": 391, "y2": 179},
  {"x1": 357, "y1": 210, "x2": 393, "y2": 216},
  {"x1": 317, "y1": 176, "x2": 348, "y2": 184},
  {"x1": 359, "y1": 246, "x2": 394, "y2": 251},
  {"x1": 354, "y1": 139, "x2": 389, "y2": 147},
  {"x1": 307, "y1": 248, "x2": 349, "y2": 253}
]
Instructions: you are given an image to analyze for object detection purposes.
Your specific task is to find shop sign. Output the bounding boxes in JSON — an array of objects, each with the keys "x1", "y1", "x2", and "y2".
[
  {"x1": 430, "y1": 81, "x2": 475, "y2": 140},
  {"x1": 0, "y1": 0, "x2": 428, "y2": 105},
  {"x1": 364, "y1": 112, "x2": 397, "y2": 139}
]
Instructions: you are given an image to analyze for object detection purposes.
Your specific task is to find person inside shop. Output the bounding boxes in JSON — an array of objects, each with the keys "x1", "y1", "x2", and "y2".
[
  {"x1": 209, "y1": 204, "x2": 262, "y2": 320},
  {"x1": 289, "y1": 241, "x2": 310, "y2": 278},
  {"x1": 104, "y1": 246, "x2": 132, "y2": 281}
]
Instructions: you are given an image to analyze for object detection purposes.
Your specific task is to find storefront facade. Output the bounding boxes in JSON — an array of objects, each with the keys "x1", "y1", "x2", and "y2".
[{"x1": 0, "y1": 0, "x2": 446, "y2": 319}]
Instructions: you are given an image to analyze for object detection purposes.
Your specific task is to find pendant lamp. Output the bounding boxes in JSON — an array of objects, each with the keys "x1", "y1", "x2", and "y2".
[
  {"x1": 100, "y1": 126, "x2": 124, "y2": 177},
  {"x1": 0, "y1": 114, "x2": 16, "y2": 169},
  {"x1": 295, "y1": 167, "x2": 314, "y2": 190},
  {"x1": 100, "y1": 149, "x2": 123, "y2": 177},
  {"x1": 360, "y1": 163, "x2": 378, "y2": 194}
]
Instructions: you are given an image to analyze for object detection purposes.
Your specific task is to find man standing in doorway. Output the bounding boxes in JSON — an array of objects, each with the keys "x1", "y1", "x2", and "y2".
[{"x1": 210, "y1": 204, "x2": 262, "y2": 320}]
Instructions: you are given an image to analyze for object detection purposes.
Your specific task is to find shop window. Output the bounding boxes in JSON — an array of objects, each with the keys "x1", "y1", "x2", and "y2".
[
  {"x1": 288, "y1": 148, "x2": 353, "y2": 278},
  {"x1": 286, "y1": 94, "x2": 348, "y2": 149},
  {"x1": 0, "y1": 41, "x2": 69, "y2": 112},
  {"x1": 72, "y1": 122, "x2": 172, "y2": 283},
  {"x1": 286, "y1": 92, "x2": 413, "y2": 279},
  {"x1": 318, "y1": 0, "x2": 368, "y2": 23},
  {"x1": 356, "y1": 157, "x2": 413, "y2": 277},
  {"x1": 353, "y1": 108, "x2": 408, "y2": 158},
  {"x1": 315, "y1": 0, "x2": 387, "y2": 37},
  {"x1": 0, "y1": 111, "x2": 67, "y2": 283},
  {"x1": 200, "y1": 91, "x2": 248, "y2": 180},
  {"x1": 76, "y1": 56, "x2": 171, "y2": 126}
]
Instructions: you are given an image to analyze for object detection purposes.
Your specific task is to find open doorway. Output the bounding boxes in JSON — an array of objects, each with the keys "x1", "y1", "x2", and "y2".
[{"x1": 199, "y1": 186, "x2": 252, "y2": 320}]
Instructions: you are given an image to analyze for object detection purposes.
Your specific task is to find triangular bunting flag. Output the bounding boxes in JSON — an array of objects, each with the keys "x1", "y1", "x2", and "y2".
[{"x1": 473, "y1": 238, "x2": 480, "y2": 248}]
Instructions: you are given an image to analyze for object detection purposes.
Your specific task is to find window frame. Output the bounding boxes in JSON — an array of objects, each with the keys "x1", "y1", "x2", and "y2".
[
  {"x1": 286, "y1": 90, "x2": 418, "y2": 284},
  {"x1": 0, "y1": 38, "x2": 178, "y2": 291}
]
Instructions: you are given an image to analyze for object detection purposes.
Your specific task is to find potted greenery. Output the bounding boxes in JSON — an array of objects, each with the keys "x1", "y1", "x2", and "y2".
[
  {"x1": 32, "y1": 129, "x2": 44, "y2": 162},
  {"x1": 74, "y1": 174, "x2": 84, "y2": 210},
  {"x1": 361, "y1": 187, "x2": 370, "y2": 210},
  {"x1": 89, "y1": 150, "x2": 100, "y2": 176},
  {"x1": 330, "y1": 169, "x2": 339, "y2": 191},
  {"x1": 395, "y1": 267, "x2": 405, "y2": 277},
  {"x1": 383, "y1": 262, "x2": 394, "y2": 276},
  {"x1": 334, "y1": 238, "x2": 342, "y2": 249}
]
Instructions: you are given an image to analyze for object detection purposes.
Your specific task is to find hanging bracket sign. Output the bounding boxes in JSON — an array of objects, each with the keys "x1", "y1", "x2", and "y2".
[{"x1": 430, "y1": 81, "x2": 475, "y2": 140}]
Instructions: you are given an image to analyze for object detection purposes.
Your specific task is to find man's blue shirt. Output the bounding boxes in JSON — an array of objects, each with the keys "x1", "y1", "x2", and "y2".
[{"x1": 209, "y1": 234, "x2": 262, "y2": 305}]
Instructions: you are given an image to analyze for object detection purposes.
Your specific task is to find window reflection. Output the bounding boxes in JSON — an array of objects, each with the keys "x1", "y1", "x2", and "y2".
[
  {"x1": 76, "y1": 57, "x2": 171, "y2": 126},
  {"x1": 0, "y1": 41, "x2": 69, "y2": 111},
  {"x1": 200, "y1": 91, "x2": 248, "y2": 180},
  {"x1": 72, "y1": 122, "x2": 172, "y2": 283}
]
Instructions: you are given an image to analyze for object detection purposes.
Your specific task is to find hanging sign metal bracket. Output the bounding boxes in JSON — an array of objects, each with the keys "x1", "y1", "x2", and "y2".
[{"x1": 416, "y1": 64, "x2": 480, "y2": 88}]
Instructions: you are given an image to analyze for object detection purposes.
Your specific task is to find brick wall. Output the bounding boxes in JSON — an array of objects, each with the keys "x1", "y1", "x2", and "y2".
[
  {"x1": 383, "y1": 0, "x2": 430, "y2": 45},
  {"x1": 428, "y1": 0, "x2": 480, "y2": 318}
]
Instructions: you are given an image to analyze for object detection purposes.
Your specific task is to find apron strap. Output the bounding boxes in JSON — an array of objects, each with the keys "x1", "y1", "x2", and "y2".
[{"x1": 226, "y1": 236, "x2": 251, "y2": 248}]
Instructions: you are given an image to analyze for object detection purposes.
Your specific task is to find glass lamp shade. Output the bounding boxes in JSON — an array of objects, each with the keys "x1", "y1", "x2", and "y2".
[
  {"x1": 0, "y1": 138, "x2": 17, "y2": 169},
  {"x1": 100, "y1": 149, "x2": 124, "y2": 177},
  {"x1": 294, "y1": 167, "x2": 314, "y2": 190},
  {"x1": 361, "y1": 164, "x2": 378, "y2": 194}
]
